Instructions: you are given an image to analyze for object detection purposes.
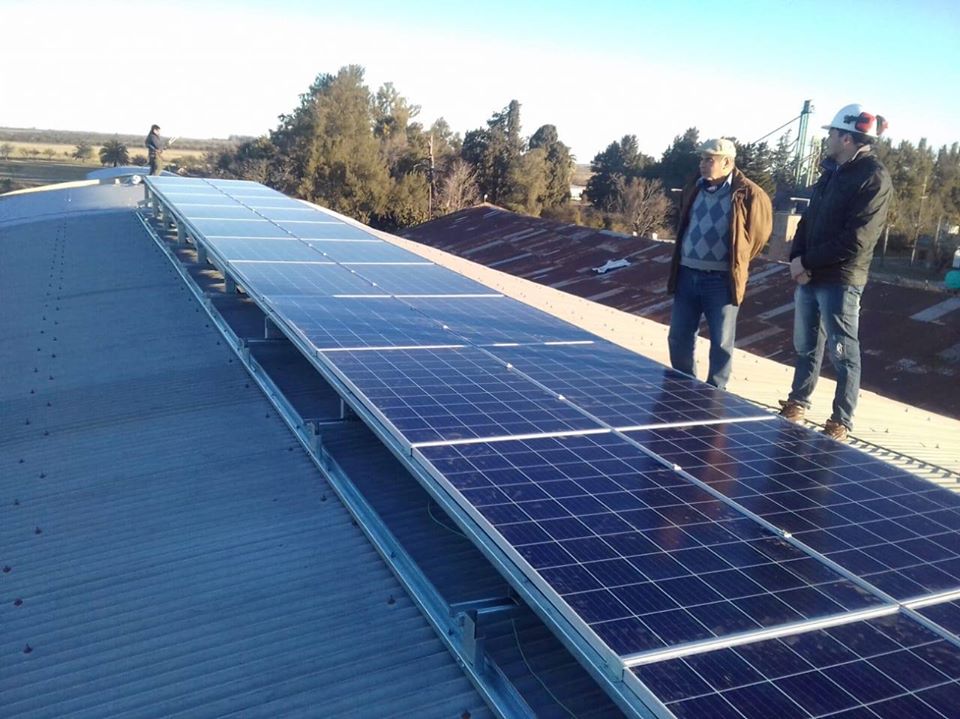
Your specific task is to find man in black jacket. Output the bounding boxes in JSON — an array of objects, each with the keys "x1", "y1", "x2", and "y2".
[
  {"x1": 778, "y1": 104, "x2": 892, "y2": 441},
  {"x1": 145, "y1": 124, "x2": 163, "y2": 176}
]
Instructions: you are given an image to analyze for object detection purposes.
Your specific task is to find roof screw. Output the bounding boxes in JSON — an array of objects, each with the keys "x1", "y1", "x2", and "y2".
[{"x1": 23, "y1": 644, "x2": 33, "y2": 654}]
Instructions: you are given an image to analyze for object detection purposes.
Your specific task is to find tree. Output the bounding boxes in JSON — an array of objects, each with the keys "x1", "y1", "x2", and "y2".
[
  {"x1": 584, "y1": 135, "x2": 652, "y2": 211},
  {"x1": 0, "y1": 143, "x2": 12, "y2": 160},
  {"x1": 770, "y1": 131, "x2": 798, "y2": 191},
  {"x1": 618, "y1": 177, "x2": 671, "y2": 238},
  {"x1": 73, "y1": 141, "x2": 93, "y2": 161},
  {"x1": 98, "y1": 138, "x2": 129, "y2": 167},
  {"x1": 293, "y1": 65, "x2": 391, "y2": 224},
  {"x1": 529, "y1": 124, "x2": 573, "y2": 209},
  {"x1": 732, "y1": 140, "x2": 775, "y2": 195},
  {"x1": 462, "y1": 100, "x2": 525, "y2": 206},
  {"x1": 648, "y1": 127, "x2": 700, "y2": 190},
  {"x1": 436, "y1": 159, "x2": 480, "y2": 214}
]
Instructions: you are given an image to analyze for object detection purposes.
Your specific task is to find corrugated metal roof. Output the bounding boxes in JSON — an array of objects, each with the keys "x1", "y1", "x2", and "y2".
[{"x1": 0, "y1": 191, "x2": 493, "y2": 718}]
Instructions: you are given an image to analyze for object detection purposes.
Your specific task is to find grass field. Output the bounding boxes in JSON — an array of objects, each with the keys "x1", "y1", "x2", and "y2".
[
  {"x1": 0, "y1": 140, "x2": 206, "y2": 164},
  {"x1": 0, "y1": 160, "x2": 99, "y2": 189}
]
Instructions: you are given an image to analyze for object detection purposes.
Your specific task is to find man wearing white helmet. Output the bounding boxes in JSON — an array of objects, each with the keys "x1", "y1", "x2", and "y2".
[
  {"x1": 667, "y1": 138, "x2": 773, "y2": 390},
  {"x1": 778, "y1": 104, "x2": 892, "y2": 441}
]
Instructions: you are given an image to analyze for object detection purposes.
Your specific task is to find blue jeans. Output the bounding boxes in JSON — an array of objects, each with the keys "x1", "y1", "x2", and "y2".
[
  {"x1": 668, "y1": 266, "x2": 739, "y2": 390},
  {"x1": 788, "y1": 282, "x2": 864, "y2": 429}
]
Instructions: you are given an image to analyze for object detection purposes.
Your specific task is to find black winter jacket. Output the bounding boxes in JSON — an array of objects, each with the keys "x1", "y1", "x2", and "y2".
[
  {"x1": 791, "y1": 147, "x2": 892, "y2": 286},
  {"x1": 145, "y1": 131, "x2": 162, "y2": 159}
]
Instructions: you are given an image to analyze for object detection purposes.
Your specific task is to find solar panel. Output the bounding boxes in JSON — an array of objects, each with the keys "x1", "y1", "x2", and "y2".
[
  {"x1": 276, "y1": 221, "x2": 376, "y2": 240},
  {"x1": 626, "y1": 421, "x2": 960, "y2": 601},
  {"x1": 231, "y1": 261, "x2": 379, "y2": 298},
  {"x1": 304, "y1": 240, "x2": 427, "y2": 264},
  {"x1": 347, "y1": 264, "x2": 498, "y2": 296},
  {"x1": 487, "y1": 342, "x2": 772, "y2": 430},
  {"x1": 210, "y1": 239, "x2": 329, "y2": 263},
  {"x1": 192, "y1": 218, "x2": 293, "y2": 239},
  {"x1": 413, "y1": 432, "x2": 886, "y2": 660},
  {"x1": 404, "y1": 296, "x2": 596, "y2": 345},
  {"x1": 631, "y1": 611, "x2": 960, "y2": 718},
  {"x1": 319, "y1": 346, "x2": 603, "y2": 445},
  {"x1": 181, "y1": 205, "x2": 264, "y2": 220},
  {"x1": 266, "y1": 296, "x2": 460, "y2": 351},
  {"x1": 916, "y1": 599, "x2": 960, "y2": 640}
]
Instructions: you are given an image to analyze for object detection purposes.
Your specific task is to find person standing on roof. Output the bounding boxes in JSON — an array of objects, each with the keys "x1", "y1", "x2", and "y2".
[
  {"x1": 778, "y1": 104, "x2": 892, "y2": 442},
  {"x1": 145, "y1": 124, "x2": 164, "y2": 176},
  {"x1": 667, "y1": 138, "x2": 773, "y2": 390}
]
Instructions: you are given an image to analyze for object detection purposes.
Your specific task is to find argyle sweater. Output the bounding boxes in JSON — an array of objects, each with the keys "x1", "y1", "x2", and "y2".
[{"x1": 679, "y1": 178, "x2": 733, "y2": 271}]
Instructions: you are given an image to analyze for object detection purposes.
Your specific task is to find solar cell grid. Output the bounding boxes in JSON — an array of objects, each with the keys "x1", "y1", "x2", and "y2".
[
  {"x1": 231, "y1": 261, "x2": 379, "y2": 298},
  {"x1": 348, "y1": 264, "x2": 497, "y2": 296},
  {"x1": 192, "y1": 218, "x2": 293, "y2": 238},
  {"x1": 320, "y1": 347, "x2": 602, "y2": 444},
  {"x1": 281, "y1": 222, "x2": 375, "y2": 240},
  {"x1": 182, "y1": 205, "x2": 264, "y2": 220},
  {"x1": 305, "y1": 240, "x2": 426, "y2": 264},
  {"x1": 633, "y1": 611, "x2": 960, "y2": 719},
  {"x1": 207, "y1": 238, "x2": 328, "y2": 263},
  {"x1": 404, "y1": 296, "x2": 596, "y2": 345},
  {"x1": 487, "y1": 343, "x2": 771, "y2": 429},
  {"x1": 267, "y1": 296, "x2": 459, "y2": 350},
  {"x1": 916, "y1": 599, "x2": 960, "y2": 640},
  {"x1": 627, "y1": 422, "x2": 960, "y2": 602},
  {"x1": 415, "y1": 433, "x2": 886, "y2": 659}
]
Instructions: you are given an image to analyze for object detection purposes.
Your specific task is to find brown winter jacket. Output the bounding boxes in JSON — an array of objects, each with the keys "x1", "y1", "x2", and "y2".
[{"x1": 667, "y1": 168, "x2": 773, "y2": 306}]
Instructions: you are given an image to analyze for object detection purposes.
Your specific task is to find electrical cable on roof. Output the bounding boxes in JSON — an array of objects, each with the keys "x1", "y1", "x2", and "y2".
[
  {"x1": 512, "y1": 619, "x2": 578, "y2": 718},
  {"x1": 427, "y1": 500, "x2": 466, "y2": 537}
]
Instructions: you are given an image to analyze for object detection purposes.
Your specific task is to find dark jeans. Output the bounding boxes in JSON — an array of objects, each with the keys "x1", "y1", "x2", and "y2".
[
  {"x1": 787, "y1": 282, "x2": 864, "y2": 429},
  {"x1": 149, "y1": 154, "x2": 161, "y2": 176},
  {"x1": 668, "y1": 266, "x2": 739, "y2": 390}
]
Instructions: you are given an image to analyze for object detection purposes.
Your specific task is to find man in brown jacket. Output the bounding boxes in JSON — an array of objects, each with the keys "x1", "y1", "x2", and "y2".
[{"x1": 666, "y1": 138, "x2": 772, "y2": 389}]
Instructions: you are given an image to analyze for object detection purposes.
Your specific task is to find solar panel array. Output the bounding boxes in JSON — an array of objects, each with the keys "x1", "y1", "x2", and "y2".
[{"x1": 145, "y1": 177, "x2": 960, "y2": 719}]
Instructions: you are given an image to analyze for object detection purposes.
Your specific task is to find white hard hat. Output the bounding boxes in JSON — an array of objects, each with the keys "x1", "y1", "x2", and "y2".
[{"x1": 822, "y1": 103, "x2": 888, "y2": 139}]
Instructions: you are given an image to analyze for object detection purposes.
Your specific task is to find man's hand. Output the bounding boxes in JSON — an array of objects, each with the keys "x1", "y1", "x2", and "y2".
[{"x1": 790, "y1": 256, "x2": 811, "y2": 285}]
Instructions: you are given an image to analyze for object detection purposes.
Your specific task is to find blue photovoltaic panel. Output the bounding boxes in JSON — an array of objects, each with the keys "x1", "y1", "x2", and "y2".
[
  {"x1": 350, "y1": 264, "x2": 496, "y2": 296},
  {"x1": 181, "y1": 205, "x2": 263, "y2": 220},
  {"x1": 158, "y1": 191, "x2": 231, "y2": 203},
  {"x1": 320, "y1": 347, "x2": 602, "y2": 444},
  {"x1": 414, "y1": 433, "x2": 885, "y2": 658},
  {"x1": 231, "y1": 261, "x2": 378, "y2": 298},
  {"x1": 267, "y1": 296, "x2": 459, "y2": 350},
  {"x1": 165, "y1": 197, "x2": 241, "y2": 210},
  {"x1": 404, "y1": 296, "x2": 596, "y2": 345},
  {"x1": 306, "y1": 240, "x2": 427, "y2": 264},
  {"x1": 633, "y1": 611, "x2": 960, "y2": 719},
  {"x1": 917, "y1": 600, "x2": 960, "y2": 640},
  {"x1": 208, "y1": 239, "x2": 328, "y2": 263},
  {"x1": 627, "y1": 421, "x2": 960, "y2": 601},
  {"x1": 487, "y1": 342, "x2": 771, "y2": 429},
  {"x1": 191, "y1": 218, "x2": 292, "y2": 239},
  {"x1": 249, "y1": 208, "x2": 337, "y2": 223},
  {"x1": 279, "y1": 222, "x2": 376, "y2": 240}
]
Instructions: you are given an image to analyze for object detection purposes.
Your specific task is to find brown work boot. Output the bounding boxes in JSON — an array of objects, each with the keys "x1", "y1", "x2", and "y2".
[
  {"x1": 778, "y1": 399, "x2": 805, "y2": 422},
  {"x1": 821, "y1": 419, "x2": 849, "y2": 442}
]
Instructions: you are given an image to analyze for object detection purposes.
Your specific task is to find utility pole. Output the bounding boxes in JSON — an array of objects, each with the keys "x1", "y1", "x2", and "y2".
[
  {"x1": 428, "y1": 132, "x2": 435, "y2": 218},
  {"x1": 911, "y1": 174, "x2": 929, "y2": 265},
  {"x1": 793, "y1": 100, "x2": 813, "y2": 187}
]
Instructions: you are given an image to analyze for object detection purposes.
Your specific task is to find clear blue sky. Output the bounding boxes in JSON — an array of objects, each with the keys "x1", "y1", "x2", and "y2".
[{"x1": 2, "y1": 0, "x2": 957, "y2": 161}]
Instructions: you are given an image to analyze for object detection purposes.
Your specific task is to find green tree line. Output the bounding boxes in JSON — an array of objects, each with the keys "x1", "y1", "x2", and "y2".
[
  {"x1": 200, "y1": 65, "x2": 573, "y2": 230},
  {"x1": 197, "y1": 64, "x2": 958, "y2": 246}
]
